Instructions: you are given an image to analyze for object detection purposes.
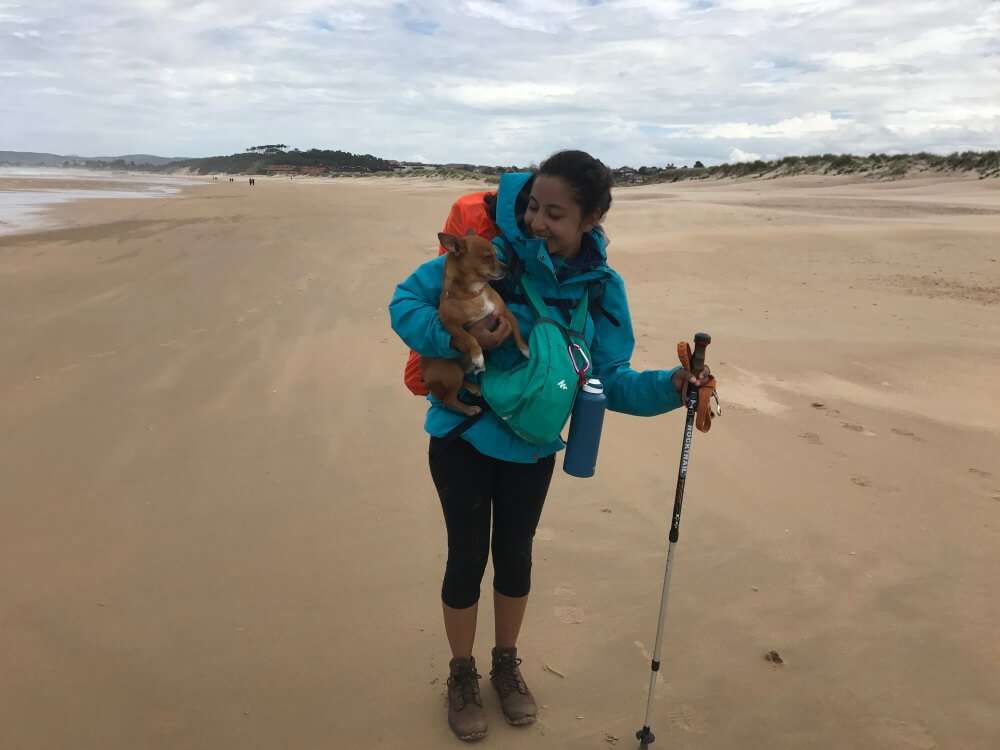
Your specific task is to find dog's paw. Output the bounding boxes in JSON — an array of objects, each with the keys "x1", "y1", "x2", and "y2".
[
  {"x1": 465, "y1": 405, "x2": 482, "y2": 416},
  {"x1": 472, "y1": 354, "x2": 486, "y2": 373},
  {"x1": 519, "y1": 345, "x2": 530, "y2": 359}
]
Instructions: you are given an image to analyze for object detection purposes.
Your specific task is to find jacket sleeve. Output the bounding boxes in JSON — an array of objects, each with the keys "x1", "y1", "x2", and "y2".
[
  {"x1": 389, "y1": 255, "x2": 460, "y2": 359},
  {"x1": 590, "y1": 270, "x2": 683, "y2": 416}
]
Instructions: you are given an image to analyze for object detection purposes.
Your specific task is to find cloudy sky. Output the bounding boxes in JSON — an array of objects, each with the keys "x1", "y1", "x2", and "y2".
[{"x1": 2, "y1": 0, "x2": 998, "y2": 166}]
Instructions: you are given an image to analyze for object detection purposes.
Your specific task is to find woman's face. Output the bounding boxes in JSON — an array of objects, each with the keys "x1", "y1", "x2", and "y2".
[{"x1": 524, "y1": 174, "x2": 597, "y2": 258}]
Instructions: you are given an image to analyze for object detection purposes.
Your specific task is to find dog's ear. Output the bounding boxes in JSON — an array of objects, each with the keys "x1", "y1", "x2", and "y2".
[{"x1": 438, "y1": 232, "x2": 463, "y2": 256}]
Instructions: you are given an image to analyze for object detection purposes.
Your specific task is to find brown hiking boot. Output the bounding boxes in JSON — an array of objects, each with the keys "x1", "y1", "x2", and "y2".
[
  {"x1": 447, "y1": 656, "x2": 488, "y2": 742},
  {"x1": 490, "y1": 647, "x2": 537, "y2": 726}
]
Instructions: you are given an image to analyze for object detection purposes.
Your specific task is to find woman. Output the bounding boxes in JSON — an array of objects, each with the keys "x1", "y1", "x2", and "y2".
[{"x1": 389, "y1": 150, "x2": 710, "y2": 741}]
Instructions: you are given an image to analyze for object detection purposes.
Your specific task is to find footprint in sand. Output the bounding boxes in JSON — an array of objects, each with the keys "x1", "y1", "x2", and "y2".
[
  {"x1": 553, "y1": 583, "x2": 583, "y2": 623},
  {"x1": 811, "y1": 401, "x2": 842, "y2": 416},
  {"x1": 870, "y1": 718, "x2": 936, "y2": 749},
  {"x1": 665, "y1": 704, "x2": 708, "y2": 734},
  {"x1": 851, "y1": 475, "x2": 871, "y2": 487},
  {"x1": 968, "y1": 467, "x2": 992, "y2": 479},
  {"x1": 554, "y1": 585, "x2": 576, "y2": 600},
  {"x1": 798, "y1": 432, "x2": 822, "y2": 445},
  {"x1": 843, "y1": 422, "x2": 877, "y2": 437},
  {"x1": 891, "y1": 427, "x2": 923, "y2": 441},
  {"x1": 554, "y1": 606, "x2": 584, "y2": 624}
]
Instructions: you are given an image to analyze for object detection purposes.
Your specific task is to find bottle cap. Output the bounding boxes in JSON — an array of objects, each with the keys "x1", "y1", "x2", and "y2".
[{"x1": 583, "y1": 378, "x2": 603, "y2": 394}]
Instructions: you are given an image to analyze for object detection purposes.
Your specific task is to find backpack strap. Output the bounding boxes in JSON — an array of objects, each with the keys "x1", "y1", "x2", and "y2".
[
  {"x1": 492, "y1": 236, "x2": 523, "y2": 299},
  {"x1": 494, "y1": 234, "x2": 619, "y2": 327},
  {"x1": 519, "y1": 275, "x2": 594, "y2": 340},
  {"x1": 519, "y1": 275, "x2": 554, "y2": 320},
  {"x1": 498, "y1": 288, "x2": 620, "y2": 327},
  {"x1": 568, "y1": 286, "x2": 590, "y2": 335},
  {"x1": 440, "y1": 393, "x2": 489, "y2": 443},
  {"x1": 587, "y1": 280, "x2": 621, "y2": 327}
]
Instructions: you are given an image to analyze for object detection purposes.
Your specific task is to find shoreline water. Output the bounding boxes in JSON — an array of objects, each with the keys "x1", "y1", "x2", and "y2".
[{"x1": 0, "y1": 167, "x2": 203, "y2": 235}]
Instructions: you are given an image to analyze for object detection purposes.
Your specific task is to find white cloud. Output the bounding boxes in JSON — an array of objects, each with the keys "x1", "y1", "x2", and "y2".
[
  {"x1": 883, "y1": 105, "x2": 1000, "y2": 137},
  {"x1": 0, "y1": 0, "x2": 997, "y2": 165},
  {"x1": 0, "y1": 13, "x2": 31, "y2": 24},
  {"x1": 438, "y1": 81, "x2": 577, "y2": 109},
  {"x1": 34, "y1": 86, "x2": 73, "y2": 96},
  {"x1": 725, "y1": 0, "x2": 851, "y2": 10},
  {"x1": 697, "y1": 112, "x2": 844, "y2": 140},
  {"x1": 819, "y1": 51, "x2": 887, "y2": 70},
  {"x1": 729, "y1": 147, "x2": 762, "y2": 163},
  {"x1": 462, "y1": 0, "x2": 585, "y2": 33},
  {"x1": 462, "y1": 1, "x2": 557, "y2": 33}
]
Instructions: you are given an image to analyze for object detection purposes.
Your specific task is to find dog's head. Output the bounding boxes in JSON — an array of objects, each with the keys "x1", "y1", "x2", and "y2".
[{"x1": 438, "y1": 230, "x2": 505, "y2": 282}]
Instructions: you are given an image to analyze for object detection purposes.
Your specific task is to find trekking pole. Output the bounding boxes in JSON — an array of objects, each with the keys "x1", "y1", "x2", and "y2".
[{"x1": 636, "y1": 332, "x2": 711, "y2": 749}]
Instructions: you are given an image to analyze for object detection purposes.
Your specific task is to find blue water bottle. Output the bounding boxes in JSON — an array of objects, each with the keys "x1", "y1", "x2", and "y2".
[{"x1": 563, "y1": 378, "x2": 607, "y2": 478}]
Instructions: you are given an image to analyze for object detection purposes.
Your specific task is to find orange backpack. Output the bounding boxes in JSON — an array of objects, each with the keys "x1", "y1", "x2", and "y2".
[{"x1": 402, "y1": 190, "x2": 500, "y2": 396}]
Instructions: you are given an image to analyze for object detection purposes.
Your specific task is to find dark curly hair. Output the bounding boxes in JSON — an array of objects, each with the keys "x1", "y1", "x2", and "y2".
[{"x1": 537, "y1": 150, "x2": 613, "y2": 222}]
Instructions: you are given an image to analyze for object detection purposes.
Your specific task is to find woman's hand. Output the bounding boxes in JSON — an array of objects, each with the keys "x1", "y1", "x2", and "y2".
[
  {"x1": 454, "y1": 313, "x2": 512, "y2": 352},
  {"x1": 672, "y1": 365, "x2": 712, "y2": 399}
]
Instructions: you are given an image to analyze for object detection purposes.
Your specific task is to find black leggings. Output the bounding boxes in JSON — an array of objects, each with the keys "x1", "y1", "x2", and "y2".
[{"x1": 429, "y1": 437, "x2": 555, "y2": 609}]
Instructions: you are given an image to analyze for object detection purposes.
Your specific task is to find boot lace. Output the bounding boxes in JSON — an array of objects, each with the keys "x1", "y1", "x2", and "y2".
[
  {"x1": 448, "y1": 667, "x2": 482, "y2": 710},
  {"x1": 491, "y1": 654, "x2": 528, "y2": 696}
]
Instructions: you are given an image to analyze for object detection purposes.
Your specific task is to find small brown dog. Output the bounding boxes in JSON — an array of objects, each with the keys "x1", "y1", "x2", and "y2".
[{"x1": 420, "y1": 231, "x2": 529, "y2": 416}]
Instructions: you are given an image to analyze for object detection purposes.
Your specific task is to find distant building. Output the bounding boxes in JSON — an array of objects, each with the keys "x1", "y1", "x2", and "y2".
[{"x1": 612, "y1": 166, "x2": 643, "y2": 185}]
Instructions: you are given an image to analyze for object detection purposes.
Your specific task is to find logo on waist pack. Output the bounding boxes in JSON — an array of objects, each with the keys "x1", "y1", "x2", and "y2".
[{"x1": 557, "y1": 379, "x2": 568, "y2": 390}]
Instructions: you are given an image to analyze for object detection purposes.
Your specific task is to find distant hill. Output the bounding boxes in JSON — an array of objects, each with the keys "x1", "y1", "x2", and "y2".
[
  {"x1": 342, "y1": 150, "x2": 1000, "y2": 184},
  {"x1": 0, "y1": 147, "x2": 430, "y2": 174},
  {"x1": 158, "y1": 146, "x2": 395, "y2": 175},
  {"x1": 0, "y1": 151, "x2": 184, "y2": 167},
  {"x1": 608, "y1": 150, "x2": 1000, "y2": 185},
  {"x1": 92, "y1": 154, "x2": 181, "y2": 166},
  {"x1": 0, "y1": 151, "x2": 72, "y2": 167},
  {"x1": 3, "y1": 147, "x2": 997, "y2": 182}
]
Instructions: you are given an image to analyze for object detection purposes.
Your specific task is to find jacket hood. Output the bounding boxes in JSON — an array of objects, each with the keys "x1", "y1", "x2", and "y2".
[{"x1": 494, "y1": 172, "x2": 608, "y2": 284}]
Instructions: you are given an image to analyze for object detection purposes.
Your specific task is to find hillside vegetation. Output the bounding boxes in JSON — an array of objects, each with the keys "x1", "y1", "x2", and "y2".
[{"x1": 4, "y1": 147, "x2": 997, "y2": 182}]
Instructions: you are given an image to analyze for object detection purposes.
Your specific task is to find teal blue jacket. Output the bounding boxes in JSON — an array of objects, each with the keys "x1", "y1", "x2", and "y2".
[{"x1": 389, "y1": 172, "x2": 682, "y2": 463}]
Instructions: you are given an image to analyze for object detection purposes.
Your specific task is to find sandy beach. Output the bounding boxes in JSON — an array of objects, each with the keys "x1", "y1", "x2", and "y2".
[{"x1": 1, "y1": 173, "x2": 998, "y2": 749}]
